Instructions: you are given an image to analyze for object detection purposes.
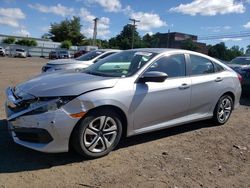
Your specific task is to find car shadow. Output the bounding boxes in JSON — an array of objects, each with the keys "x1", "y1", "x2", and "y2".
[{"x1": 0, "y1": 118, "x2": 217, "y2": 174}]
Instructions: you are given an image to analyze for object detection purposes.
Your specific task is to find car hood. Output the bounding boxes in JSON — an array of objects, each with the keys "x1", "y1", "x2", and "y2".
[
  {"x1": 47, "y1": 59, "x2": 90, "y2": 65},
  {"x1": 15, "y1": 70, "x2": 118, "y2": 97}
]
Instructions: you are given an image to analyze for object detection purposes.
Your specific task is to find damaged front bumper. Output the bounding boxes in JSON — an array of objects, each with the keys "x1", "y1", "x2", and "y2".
[{"x1": 5, "y1": 87, "x2": 80, "y2": 153}]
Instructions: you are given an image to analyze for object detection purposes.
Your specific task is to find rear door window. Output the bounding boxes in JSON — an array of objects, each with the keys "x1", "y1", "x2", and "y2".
[{"x1": 189, "y1": 55, "x2": 214, "y2": 76}]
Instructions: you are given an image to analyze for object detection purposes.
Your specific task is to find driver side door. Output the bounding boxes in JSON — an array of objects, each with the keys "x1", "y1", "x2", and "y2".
[{"x1": 132, "y1": 54, "x2": 191, "y2": 133}]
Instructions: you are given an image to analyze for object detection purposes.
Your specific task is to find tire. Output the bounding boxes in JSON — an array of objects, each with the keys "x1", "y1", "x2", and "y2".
[
  {"x1": 213, "y1": 95, "x2": 233, "y2": 125},
  {"x1": 71, "y1": 109, "x2": 123, "y2": 159}
]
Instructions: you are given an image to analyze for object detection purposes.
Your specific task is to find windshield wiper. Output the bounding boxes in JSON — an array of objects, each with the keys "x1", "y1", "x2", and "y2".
[
  {"x1": 85, "y1": 71, "x2": 119, "y2": 77},
  {"x1": 84, "y1": 71, "x2": 106, "y2": 77}
]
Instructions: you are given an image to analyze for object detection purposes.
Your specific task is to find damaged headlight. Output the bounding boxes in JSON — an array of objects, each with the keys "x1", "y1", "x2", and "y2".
[{"x1": 28, "y1": 96, "x2": 75, "y2": 115}]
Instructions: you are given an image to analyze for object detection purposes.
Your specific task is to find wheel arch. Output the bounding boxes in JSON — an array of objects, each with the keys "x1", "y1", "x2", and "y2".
[
  {"x1": 68, "y1": 105, "x2": 128, "y2": 150},
  {"x1": 220, "y1": 91, "x2": 235, "y2": 109}
]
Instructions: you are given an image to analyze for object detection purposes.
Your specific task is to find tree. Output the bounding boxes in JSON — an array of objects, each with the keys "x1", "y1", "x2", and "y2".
[
  {"x1": 181, "y1": 39, "x2": 199, "y2": 51},
  {"x1": 142, "y1": 33, "x2": 161, "y2": 48},
  {"x1": 60, "y1": 40, "x2": 72, "y2": 49},
  {"x1": 109, "y1": 24, "x2": 143, "y2": 49},
  {"x1": 208, "y1": 42, "x2": 228, "y2": 60},
  {"x1": 15, "y1": 39, "x2": 37, "y2": 47},
  {"x1": 2, "y1": 37, "x2": 15, "y2": 44},
  {"x1": 48, "y1": 16, "x2": 85, "y2": 45},
  {"x1": 227, "y1": 46, "x2": 244, "y2": 60},
  {"x1": 208, "y1": 42, "x2": 243, "y2": 61},
  {"x1": 246, "y1": 45, "x2": 250, "y2": 54}
]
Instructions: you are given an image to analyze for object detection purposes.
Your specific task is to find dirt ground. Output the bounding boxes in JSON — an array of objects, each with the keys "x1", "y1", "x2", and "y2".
[{"x1": 0, "y1": 57, "x2": 249, "y2": 188}]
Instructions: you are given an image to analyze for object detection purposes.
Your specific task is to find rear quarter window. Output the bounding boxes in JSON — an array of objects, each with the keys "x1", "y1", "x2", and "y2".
[{"x1": 214, "y1": 63, "x2": 225, "y2": 72}]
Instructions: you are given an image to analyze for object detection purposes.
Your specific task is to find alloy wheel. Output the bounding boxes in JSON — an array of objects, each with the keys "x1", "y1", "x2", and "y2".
[
  {"x1": 83, "y1": 116, "x2": 118, "y2": 153},
  {"x1": 217, "y1": 98, "x2": 232, "y2": 123}
]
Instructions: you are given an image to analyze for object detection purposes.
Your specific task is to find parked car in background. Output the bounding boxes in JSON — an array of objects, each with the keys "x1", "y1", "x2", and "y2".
[
  {"x1": 6, "y1": 48, "x2": 241, "y2": 158},
  {"x1": 59, "y1": 50, "x2": 71, "y2": 59},
  {"x1": 14, "y1": 48, "x2": 26, "y2": 58},
  {"x1": 73, "y1": 46, "x2": 99, "y2": 58},
  {"x1": 49, "y1": 50, "x2": 71, "y2": 59},
  {"x1": 0, "y1": 46, "x2": 5, "y2": 56},
  {"x1": 227, "y1": 56, "x2": 250, "y2": 92},
  {"x1": 42, "y1": 49, "x2": 121, "y2": 72},
  {"x1": 74, "y1": 50, "x2": 88, "y2": 58},
  {"x1": 49, "y1": 51, "x2": 57, "y2": 59}
]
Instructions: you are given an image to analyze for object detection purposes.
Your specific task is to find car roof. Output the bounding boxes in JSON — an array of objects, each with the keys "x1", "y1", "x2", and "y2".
[
  {"x1": 127, "y1": 48, "x2": 199, "y2": 54},
  {"x1": 98, "y1": 49, "x2": 122, "y2": 52}
]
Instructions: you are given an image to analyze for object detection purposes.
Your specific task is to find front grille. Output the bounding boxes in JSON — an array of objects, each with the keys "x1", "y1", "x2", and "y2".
[{"x1": 14, "y1": 128, "x2": 53, "y2": 143}]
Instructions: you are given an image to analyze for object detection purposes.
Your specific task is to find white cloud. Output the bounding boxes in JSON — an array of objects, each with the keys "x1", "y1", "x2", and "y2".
[
  {"x1": 79, "y1": 8, "x2": 95, "y2": 22},
  {"x1": 0, "y1": 8, "x2": 25, "y2": 27},
  {"x1": 243, "y1": 22, "x2": 250, "y2": 29},
  {"x1": 0, "y1": 17, "x2": 19, "y2": 27},
  {"x1": 41, "y1": 26, "x2": 51, "y2": 32},
  {"x1": 28, "y1": 3, "x2": 74, "y2": 17},
  {"x1": 79, "y1": 8, "x2": 110, "y2": 39},
  {"x1": 130, "y1": 12, "x2": 167, "y2": 31},
  {"x1": 170, "y1": 0, "x2": 245, "y2": 16},
  {"x1": 144, "y1": 31, "x2": 153, "y2": 36},
  {"x1": 220, "y1": 38, "x2": 242, "y2": 41},
  {"x1": 14, "y1": 29, "x2": 30, "y2": 37},
  {"x1": 201, "y1": 26, "x2": 231, "y2": 32},
  {"x1": 88, "y1": 0, "x2": 121, "y2": 12}
]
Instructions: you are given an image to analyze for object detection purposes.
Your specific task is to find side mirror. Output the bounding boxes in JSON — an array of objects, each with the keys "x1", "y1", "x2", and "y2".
[{"x1": 138, "y1": 71, "x2": 168, "y2": 83}]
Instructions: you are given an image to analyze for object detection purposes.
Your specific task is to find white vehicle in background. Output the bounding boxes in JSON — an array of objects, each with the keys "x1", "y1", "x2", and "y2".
[
  {"x1": 42, "y1": 49, "x2": 121, "y2": 72},
  {"x1": 0, "y1": 46, "x2": 5, "y2": 56},
  {"x1": 14, "y1": 48, "x2": 26, "y2": 58}
]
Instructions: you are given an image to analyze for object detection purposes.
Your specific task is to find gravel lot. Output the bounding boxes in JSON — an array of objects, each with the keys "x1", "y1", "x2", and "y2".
[{"x1": 0, "y1": 57, "x2": 249, "y2": 188}]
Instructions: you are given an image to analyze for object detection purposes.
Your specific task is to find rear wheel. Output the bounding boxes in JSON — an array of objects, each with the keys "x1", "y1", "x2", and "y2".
[
  {"x1": 71, "y1": 109, "x2": 123, "y2": 159},
  {"x1": 213, "y1": 95, "x2": 233, "y2": 125}
]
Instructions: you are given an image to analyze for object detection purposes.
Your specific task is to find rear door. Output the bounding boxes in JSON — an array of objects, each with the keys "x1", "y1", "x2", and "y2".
[{"x1": 187, "y1": 54, "x2": 225, "y2": 116}]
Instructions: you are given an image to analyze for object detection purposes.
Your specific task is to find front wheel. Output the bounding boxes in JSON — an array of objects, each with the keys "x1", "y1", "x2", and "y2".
[
  {"x1": 71, "y1": 109, "x2": 123, "y2": 159},
  {"x1": 213, "y1": 95, "x2": 233, "y2": 125}
]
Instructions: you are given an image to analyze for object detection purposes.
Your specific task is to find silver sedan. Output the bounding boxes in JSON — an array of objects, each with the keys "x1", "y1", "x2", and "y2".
[{"x1": 5, "y1": 48, "x2": 241, "y2": 158}]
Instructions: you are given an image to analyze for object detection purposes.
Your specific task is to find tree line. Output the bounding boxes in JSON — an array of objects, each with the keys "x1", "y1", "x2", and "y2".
[{"x1": 2, "y1": 16, "x2": 249, "y2": 61}]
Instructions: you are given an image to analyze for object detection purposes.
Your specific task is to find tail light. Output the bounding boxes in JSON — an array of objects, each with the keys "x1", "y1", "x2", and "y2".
[{"x1": 237, "y1": 73, "x2": 243, "y2": 84}]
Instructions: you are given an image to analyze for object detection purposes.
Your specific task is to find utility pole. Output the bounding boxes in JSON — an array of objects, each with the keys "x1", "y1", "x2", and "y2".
[
  {"x1": 92, "y1": 18, "x2": 99, "y2": 46},
  {"x1": 167, "y1": 29, "x2": 170, "y2": 48},
  {"x1": 129, "y1": 18, "x2": 140, "y2": 49}
]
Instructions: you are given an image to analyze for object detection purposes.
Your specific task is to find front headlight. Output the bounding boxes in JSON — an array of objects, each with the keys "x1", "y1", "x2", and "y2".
[{"x1": 28, "y1": 97, "x2": 74, "y2": 115}]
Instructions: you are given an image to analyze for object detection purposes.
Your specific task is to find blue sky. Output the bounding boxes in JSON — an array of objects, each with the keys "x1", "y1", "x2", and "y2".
[{"x1": 0, "y1": 0, "x2": 250, "y2": 49}]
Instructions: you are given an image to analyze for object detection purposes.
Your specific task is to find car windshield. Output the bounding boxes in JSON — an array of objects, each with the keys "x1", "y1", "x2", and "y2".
[
  {"x1": 228, "y1": 57, "x2": 250, "y2": 65},
  {"x1": 83, "y1": 50, "x2": 157, "y2": 77},
  {"x1": 76, "y1": 50, "x2": 104, "y2": 61}
]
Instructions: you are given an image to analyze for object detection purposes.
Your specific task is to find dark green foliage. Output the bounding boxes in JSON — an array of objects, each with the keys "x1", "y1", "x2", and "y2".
[
  {"x1": 60, "y1": 40, "x2": 72, "y2": 49},
  {"x1": 15, "y1": 39, "x2": 37, "y2": 47},
  {"x1": 208, "y1": 42, "x2": 244, "y2": 61},
  {"x1": 2, "y1": 37, "x2": 15, "y2": 44},
  {"x1": 181, "y1": 39, "x2": 199, "y2": 51},
  {"x1": 109, "y1": 24, "x2": 142, "y2": 49},
  {"x1": 49, "y1": 16, "x2": 85, "y2": 45}
]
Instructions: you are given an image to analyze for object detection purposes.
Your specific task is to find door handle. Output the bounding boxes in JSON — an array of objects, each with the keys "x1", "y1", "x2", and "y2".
[
  {"x1": 215, "y1": 77, "x2": 223, "y2": 82},
  {"x1": 179, "y1": 83, "x2": 190, "y2": 90}
]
